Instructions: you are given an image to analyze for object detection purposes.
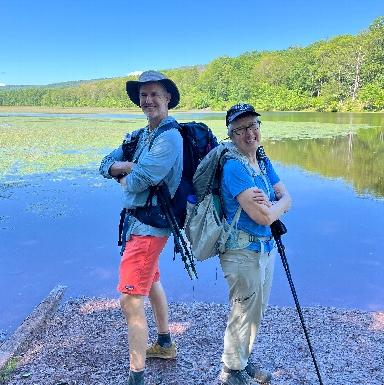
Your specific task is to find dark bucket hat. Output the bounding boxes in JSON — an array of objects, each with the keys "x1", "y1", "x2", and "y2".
[
  {"x1": 126, "y1": 70, "x2": 180, "y2": 109},
  {"x1": 226, "y1": 103, "x2": 261, "y2": 126}
]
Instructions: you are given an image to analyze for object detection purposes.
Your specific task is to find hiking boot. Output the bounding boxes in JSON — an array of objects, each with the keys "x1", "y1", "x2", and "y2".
[
  {"x1": 146, "y1": 341, "x2": 177, "y2": 359},
  {"x1": 219, "y1": 366, "x2": 253, "y2": 385},
  {"x1": 245, "y1": 363, "x2": 272, "y2": 384}
]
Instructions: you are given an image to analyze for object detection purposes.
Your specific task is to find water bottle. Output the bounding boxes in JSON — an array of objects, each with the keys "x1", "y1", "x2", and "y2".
[
  {"x1": 187, "y1": 194, "x2": 197, "y2": 204},
  {"x1": 186, "y1": 194, "x2": 197, "y2": 221}
]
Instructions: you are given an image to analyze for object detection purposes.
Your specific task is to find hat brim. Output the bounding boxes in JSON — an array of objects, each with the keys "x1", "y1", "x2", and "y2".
[
  {"x1": 126, "y1": 78, "x2": 180, "y2": 109},
  {"x1": 227, "y1": 110, "x2": 261, "y2": 126}
]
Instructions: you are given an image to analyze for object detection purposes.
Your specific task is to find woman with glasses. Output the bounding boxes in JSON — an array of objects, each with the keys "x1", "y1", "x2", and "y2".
[{"x1": 218, "y1": 103, "x2": 291, "y2": 385}]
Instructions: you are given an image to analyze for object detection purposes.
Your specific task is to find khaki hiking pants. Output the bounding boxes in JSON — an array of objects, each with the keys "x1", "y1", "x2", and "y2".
[{"x1": 219, "y1": 246, "x2": 277, "y2": 370}]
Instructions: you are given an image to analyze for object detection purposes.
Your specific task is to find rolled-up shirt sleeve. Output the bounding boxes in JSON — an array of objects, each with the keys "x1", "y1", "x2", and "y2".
[
  {"x1": 126, "y1": 129, "x2": 182, "y2": 193},
  {"x1": 99, "y1": 146, "x2": 124, "y2": 179}
]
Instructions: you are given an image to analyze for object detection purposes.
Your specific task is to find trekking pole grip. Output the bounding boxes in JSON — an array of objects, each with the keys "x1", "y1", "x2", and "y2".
[{"x1": 270, "y1": 219, "x2": 287, "y2": 239}]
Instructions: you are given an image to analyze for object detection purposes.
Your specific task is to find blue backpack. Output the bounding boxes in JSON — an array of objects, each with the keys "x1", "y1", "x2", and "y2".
[{"x1": 119, "y1": 121, "x2": 218, "y2": 232}]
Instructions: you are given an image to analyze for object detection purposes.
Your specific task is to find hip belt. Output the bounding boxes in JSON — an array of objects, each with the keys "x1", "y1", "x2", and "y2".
[
  {"x1": 236, "y1": 230, "x2": 275, "y2": 254},
  {"x1": 248, "y1": 234, "x2": 273, "y2": 243}
]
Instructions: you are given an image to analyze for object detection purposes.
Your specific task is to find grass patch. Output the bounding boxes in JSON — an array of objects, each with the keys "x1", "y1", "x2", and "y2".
[
  {"x1": 0, "y1": 116, "x2": 142, "y2": 177},
  {"x1": 178, "y1": 119, "x2": 367, "y2": 140},
  {"x1": 0, "y1": 115, "x2": 368, "y2": 179},
  {"x1": 0, "y1": 357, "x2": 19, "y2": 384}
]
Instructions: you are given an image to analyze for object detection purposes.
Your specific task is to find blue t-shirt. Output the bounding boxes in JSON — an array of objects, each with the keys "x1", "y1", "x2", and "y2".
[{"x1": 221, "y1": 157, "x2": 280, "y2": 240}]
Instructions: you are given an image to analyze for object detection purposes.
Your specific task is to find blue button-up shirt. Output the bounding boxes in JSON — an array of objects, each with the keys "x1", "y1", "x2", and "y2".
[{"x1": 100, "y1": 117, "x2": 183, "y2": 238}]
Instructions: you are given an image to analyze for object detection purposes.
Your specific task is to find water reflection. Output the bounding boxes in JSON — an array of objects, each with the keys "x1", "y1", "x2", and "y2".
[
  {"x1": 1, "y1": 166, "x2": 383, "y2": 339},
  {"x1": 261, "y1": 111, "x2": 384, "y2": 127},
  {"x1": 265, "y1": 126, "x2": 384, "y2": 198},
  {"x1": 1, "y1": 111, "x2": 384, "y2": 339}
]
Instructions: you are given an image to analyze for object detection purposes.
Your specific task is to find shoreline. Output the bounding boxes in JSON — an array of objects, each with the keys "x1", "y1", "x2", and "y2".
[
  {"x1": 1, "y1": 106, "x2": 384, "y2": 115},
  {"x1": 1, "y1": 296, "x2": 383, "y2": 385},
  {"x1": 0, "y1": 106, "x2": 220, "y2": 115}
]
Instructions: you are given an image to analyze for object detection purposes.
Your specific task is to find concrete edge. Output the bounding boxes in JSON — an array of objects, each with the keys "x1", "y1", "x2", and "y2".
[{"x1": 0, "y1": 285, "x2": 67, "y2": 370}]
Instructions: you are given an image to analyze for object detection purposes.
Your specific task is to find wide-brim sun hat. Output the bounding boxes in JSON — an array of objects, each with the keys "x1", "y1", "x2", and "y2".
[
  {"x1": 226, "y1": 103, "x2": 261, "y2": 126},
  {"x1": 126, "y1": 70, "x2": 180, "y2": 109}
]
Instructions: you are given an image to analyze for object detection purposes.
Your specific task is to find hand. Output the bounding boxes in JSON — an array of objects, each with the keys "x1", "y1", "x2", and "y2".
[
  {"x1": 251, "y1": 188, "x2": 272, "y2": 207},
  {"x1": 273, "y1": 182, "x2": 292, "y2": 213},
  {"x1": 121, "y1": 160, "x2": 134, "y2": 173},
  {"x1": 110, "y1": 160, "x2": 134, "y2": 177},
  {"x1": 275, "y1": 190, "x2": 282, "y2": 200}
]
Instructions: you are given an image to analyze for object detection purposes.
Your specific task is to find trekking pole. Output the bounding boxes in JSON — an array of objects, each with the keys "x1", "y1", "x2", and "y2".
[
  {"x1": 162, "y1": 202, "x2": 197, "y2": 279},
  {"x1": 270, "y1": 220, "x2": 324, "y2": 385},
  {"x1": 159, "y1": 201, "x2": 196, "y2": 280},
  {"x1": 156, "y1": 184, "x2": 198, "y2": 278},
  {"x1": 155, "y1": 186, "x2": 198, "y2": 279}
]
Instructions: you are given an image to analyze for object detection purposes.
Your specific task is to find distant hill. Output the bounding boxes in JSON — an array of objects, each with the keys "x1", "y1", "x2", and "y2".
[
  {"x1": 1, "y1": 78, "x2": 108, "y2": 90},
  {"x1": 1, "y1": 17, "x2": 383, "y2": 112}
]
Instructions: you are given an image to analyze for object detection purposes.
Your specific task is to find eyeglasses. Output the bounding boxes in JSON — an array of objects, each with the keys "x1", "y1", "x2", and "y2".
[{"x1": 232, "y1": 121, "x2": 261, "y2": 136}]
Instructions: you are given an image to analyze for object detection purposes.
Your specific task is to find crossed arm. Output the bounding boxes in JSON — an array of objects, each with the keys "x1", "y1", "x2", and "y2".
[
  {"x1": 237, "y1": 181, "x2": 291, "y2": 226},
  {"x1": 106, "y1": 130, "x2": 182, "y2": 193},
  {"x1": 109, "y1": 160, "x2": 134, "y2": 177}
]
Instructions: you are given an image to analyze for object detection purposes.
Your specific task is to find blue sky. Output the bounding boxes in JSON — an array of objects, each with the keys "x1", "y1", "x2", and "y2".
[{"x1": 1, "y1": 0, "x2": 383, "y2": 85}]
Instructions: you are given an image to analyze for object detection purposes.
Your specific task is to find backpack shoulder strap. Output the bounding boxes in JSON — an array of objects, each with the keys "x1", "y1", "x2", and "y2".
[
  {"x1": 193, "y1": 143, "x2": 230, "y2": 202},
  {"x1": 256, "y1": 145, "x2": 269, "y2": 174},
  {"x1": 122, "y1": 128, "x2": 145, "y2": 162},
  {"x1": 123, "y1": 121, "x2": 179, "y2": 164},
  {"x1": 148, "y1": 120, "x2": 180, "y2": 151},
  {"x1": 219, "y1": 204, "x2": 242, "y2": 251}
]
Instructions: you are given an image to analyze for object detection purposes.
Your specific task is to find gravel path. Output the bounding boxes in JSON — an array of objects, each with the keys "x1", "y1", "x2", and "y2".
[{"x1": 3, "y1": 297, "x2": 384, "y2": 385}]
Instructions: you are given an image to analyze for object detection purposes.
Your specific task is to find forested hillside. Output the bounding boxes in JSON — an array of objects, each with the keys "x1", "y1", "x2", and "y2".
[{"x1": 1, "y1": 17, "x2": 383, "y2": 112}]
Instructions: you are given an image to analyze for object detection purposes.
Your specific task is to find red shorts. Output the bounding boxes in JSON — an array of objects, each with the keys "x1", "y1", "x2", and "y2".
[{"x1": 117, "y1": 235, "x2": 168, "y2": 296}]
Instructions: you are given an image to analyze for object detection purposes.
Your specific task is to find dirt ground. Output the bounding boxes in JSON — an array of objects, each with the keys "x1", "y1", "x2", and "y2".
[{"x1": 3, "y1": 297, "x2": 384, "y2": 385}]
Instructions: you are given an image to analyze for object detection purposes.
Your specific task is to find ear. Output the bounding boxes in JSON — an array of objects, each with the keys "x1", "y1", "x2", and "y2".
[{"x1": 227, "y1": 125, "x2": 233, "y2": 139}]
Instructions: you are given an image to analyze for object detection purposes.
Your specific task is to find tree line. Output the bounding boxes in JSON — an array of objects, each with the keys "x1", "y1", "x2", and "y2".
[{"x1": 1, "y1": 17, "x2": 383, "y2": 112}]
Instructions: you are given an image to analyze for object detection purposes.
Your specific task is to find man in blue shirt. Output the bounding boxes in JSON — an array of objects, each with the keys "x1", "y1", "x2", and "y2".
[{"x1": 100, "y1": 71, "x2": 182, "y2": 385}]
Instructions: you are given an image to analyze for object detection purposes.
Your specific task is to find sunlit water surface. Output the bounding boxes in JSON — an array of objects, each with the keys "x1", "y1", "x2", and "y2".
[{"x1": 0, "y1": 111, "x2": 383, "y2": 339}]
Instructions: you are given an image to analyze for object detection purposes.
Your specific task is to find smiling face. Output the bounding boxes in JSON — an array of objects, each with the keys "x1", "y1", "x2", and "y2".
[
  {"x1": 229, "y1": 114, "x2": 261, "y2": 155},
  {"x1": 139, "y1": 82, "x2": 171, "y2": 128}
]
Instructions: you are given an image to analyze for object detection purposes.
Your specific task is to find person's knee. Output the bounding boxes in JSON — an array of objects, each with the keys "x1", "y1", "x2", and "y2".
[
  {"x1": 120, "y1": 294, "x2": 144, "y2": 317},
  {"x1": 149, "y1": 280, "x2": 164, "y2": 298}
]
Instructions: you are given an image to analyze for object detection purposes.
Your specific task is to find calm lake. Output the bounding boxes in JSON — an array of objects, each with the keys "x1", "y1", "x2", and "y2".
[{"x1": 0, "y1": 111, "x2": 383, "y2": 339}]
